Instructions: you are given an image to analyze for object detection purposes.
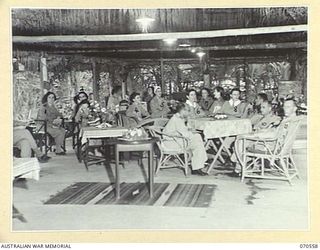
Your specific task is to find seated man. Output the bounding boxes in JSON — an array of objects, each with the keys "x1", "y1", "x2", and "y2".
[
  {"x1": 232, "y1": 98, "x2": 298, "y2": 174},
  {"x1": 13, "y1": 118, "x2": 51, "y2": 163},
  {"x1": 163, "y1": 103, "x2": 208, "y2": 176},
  {"x1": 250, "y1": 101, "x2": 281, "y2": 131}
]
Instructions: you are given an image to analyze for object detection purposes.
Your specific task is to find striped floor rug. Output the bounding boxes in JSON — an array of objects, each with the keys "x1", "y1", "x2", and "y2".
[{"x1": 44, "y1": 182, "x2": 216, "y2": 208}]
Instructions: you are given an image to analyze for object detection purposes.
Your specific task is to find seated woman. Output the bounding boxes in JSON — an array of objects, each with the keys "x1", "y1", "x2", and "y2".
[
  {"x1": 37, "y1": 91, "x2": 66, "y2": 155},
  {"x1": 74, "y1": 99, "x2": 91, "y2": 128},
  {"x1": 126, "y1": 92, "x2": 150, "y2": 126},
  {"x1": 142, "y1": 86, "x2": 155, "y2": 103},
  {"x1": 149, "y1": 87, "x2": 170, "y2": 118},
  {"x1": 163, "y1": 103, "x2": 208, "y2": 176},
  {"x1": 220, "y1": 88, "x2": 248, "y2": 118},
  {"x1": 185, "y1": 89, "x2": 205, "y2": 117},
  {"x1": 209, "y1": 86, "x2": 225, "y2": 114},
  {"x1": 198, "y1": 88, "x2": 214, "y2": 112},
  {"x1": 107, "y1": 86, "x2": 122, "y2": 111},
  {"x1": 251, "y1": 92, "x2": 269, "y2": 116},
  {"x1": 72, "y1": 91, "x2": 88, "y2": 119}
]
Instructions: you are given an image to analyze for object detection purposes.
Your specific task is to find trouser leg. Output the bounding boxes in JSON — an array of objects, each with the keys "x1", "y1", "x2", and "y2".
[
  {"x1": 16, "y1": 139, "x2": 32, "y2": 157},
  {"x1": 190, "y1": 133, "x2": 208, "y2": 170},
  {"x1": 47, "y1": 127, "x2": 66, "y2": 153},
  {"x1": 13, "y1": 129, "x2": 43, "y2": 157}
]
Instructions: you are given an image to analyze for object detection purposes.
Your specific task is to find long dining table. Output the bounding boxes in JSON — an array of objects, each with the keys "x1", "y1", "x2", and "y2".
[{"x1": 188, "y1": 117, "x2": 252, "y2": 173}]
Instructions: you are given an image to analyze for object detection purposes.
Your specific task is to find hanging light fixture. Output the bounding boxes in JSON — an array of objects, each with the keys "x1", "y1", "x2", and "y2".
[
  {"x1": 136, "y1": 17, "x2": 155, "y2": 33},
  {"x1": 163, "y1": 38, "x2": 177, "y2": 45},
  {"x1": 196, "y1": 51, "x2": 206, "y2": 58},
  {"x1": 191, "y1": 48, "x2": 196, "y2": 53},
  {"x1": 179, "y1": 43, "x2": 191, "y2": 47}
]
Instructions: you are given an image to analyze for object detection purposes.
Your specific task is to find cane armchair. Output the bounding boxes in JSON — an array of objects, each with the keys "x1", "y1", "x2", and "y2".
[
  {"x1": 235, "y1": 116, "x2": 302, "y2": 184},
  {"x1": 146, "y1": 125, "x2": 191, "y2": 176}
]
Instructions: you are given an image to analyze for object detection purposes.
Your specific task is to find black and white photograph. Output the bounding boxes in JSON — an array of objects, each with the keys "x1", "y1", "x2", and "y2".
[{"x1": 11, "y1": 7, "x2": 308, "y2": 231}]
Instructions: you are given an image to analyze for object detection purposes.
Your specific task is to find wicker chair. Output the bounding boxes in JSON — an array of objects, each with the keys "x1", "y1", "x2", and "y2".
[
  {"x1": 234, "y1": 116, "x2": 302, "y2": 184},
  {"x1": 146, "y1": 125, "x2": 191, "y2": 176}
]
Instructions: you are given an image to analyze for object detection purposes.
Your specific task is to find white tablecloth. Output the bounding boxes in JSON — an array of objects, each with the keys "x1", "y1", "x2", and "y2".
[
  {"x1": 80, "y1": 127, "x2": 128, "y2": 144},
  {"x1": 189, "y1": 117, "x2": 252, "y2": 139},
  {"x1": 13, "y1": 157, "x2": 40, "y2": 180}
]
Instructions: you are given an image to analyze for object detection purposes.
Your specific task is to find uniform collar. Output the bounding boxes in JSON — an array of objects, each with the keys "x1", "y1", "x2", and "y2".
[
  {"x1": 229, "y1": 99, "x2": 241, "y2": 107},
  {"x1": 186, "y1": 99, "x2": 197, "y2": 108}
]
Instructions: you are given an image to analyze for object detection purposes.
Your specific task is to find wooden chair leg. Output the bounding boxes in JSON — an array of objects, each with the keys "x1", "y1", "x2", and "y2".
[{"x1": 184, "y1": 152, "x2": 188, "y2": 176}]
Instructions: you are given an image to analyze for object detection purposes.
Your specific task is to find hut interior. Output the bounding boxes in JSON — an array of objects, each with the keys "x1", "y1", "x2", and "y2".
[{"x1": 11, "y1": 7, "x2": 308, "y2": 231}]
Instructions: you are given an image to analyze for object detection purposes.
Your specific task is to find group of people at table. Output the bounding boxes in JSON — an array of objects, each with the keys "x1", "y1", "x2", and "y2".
[{"x1": 13, "y1": 85, "x2": 299, "y2": 176}]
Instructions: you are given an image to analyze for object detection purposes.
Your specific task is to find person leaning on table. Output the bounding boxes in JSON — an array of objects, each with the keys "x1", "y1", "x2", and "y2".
[
  {"x1": 37, "y1": 91, "x2": 66, "y2": 156},
  {"x1": 149, "y1": 87, "x2": 170, "y2": 118},
  {"x1": 163, "y1": 102, "x2": 208, "y2": 176},
  {"x1": 209, "y1": 86, "x2": 225, "y2": 114},
  {"x1": 198, "y1": 87, "x2": 214, "y2": 112},
  {"x1": 219, "y1": 88, "x2": 248, "y2": 118}
]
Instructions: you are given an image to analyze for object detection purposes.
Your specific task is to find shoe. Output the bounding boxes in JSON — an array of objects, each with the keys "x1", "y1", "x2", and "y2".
[
  {"x1": 224, "y1": 159, "x2": 235, "y2": 168},
  {"x1": 56, "y1": 152, "x2": 66, "y2": 156},
  {"x1": 37, "y1": 155, "x2": 51, "y2": 163},
  {"x1": 228, "y1": 171, "x2": 241, "y2": 178},
  {"x1": 191, "y1": 169, "x2": 209, "y2": 176}
]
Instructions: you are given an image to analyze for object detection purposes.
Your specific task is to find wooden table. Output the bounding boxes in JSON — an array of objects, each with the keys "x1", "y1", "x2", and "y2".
[
  {"x1": 78, "y1": 126, "x2": 129, "y2": 169},
  {"x1": 80, "y1": 126, "x2": 128, "y2": 145},
  {"x1": 188, "y1": 117, "x2": 252, "y2": 173},
  {"x1": 114, "y1": 137, "x2": 159, "y2": 199}
]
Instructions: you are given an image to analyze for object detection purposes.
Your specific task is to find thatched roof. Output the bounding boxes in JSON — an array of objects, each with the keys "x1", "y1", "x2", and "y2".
[{"x1": 12, "y1": 7, "x2": 307, "y2": 60}]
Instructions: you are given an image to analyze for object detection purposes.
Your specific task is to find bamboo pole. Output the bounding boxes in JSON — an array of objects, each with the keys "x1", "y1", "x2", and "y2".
[
  {"x1": 91, "y1": 59, "x2": 99, "y2": 101},
  {"x1": 13, "y1": 25, "x2": 307, "y2": 43},
  {"x1": 160, "y1": 57, "x2": 165, "y2": 93}
]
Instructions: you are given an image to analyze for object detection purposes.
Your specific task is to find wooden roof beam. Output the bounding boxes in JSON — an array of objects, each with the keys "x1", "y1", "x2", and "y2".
[
  {"x1": 40, "y1": 42, "x2": 307, "y2": 54},
  {"x1": 13, "y1": 24, "x2": 307, "y2": 43}
]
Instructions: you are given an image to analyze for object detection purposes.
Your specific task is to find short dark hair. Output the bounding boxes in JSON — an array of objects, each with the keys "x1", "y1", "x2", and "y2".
[
  {"x1": 129, "y1": 92, "x2": 140, "y2": 103},
  {"x1": 42, "y1": 91, "x2": 57, "y2": 104},
  {"x1": 175, "y1": 102, "x2": 186, "y2": 113},
  {"x1": 187, "y1": 89, "x2": 197, "y2": 96},
  {"x1": 257, "y1": 93, "x2": 268, "y2": 102},
  {"x1": 112, "y1": 86, "x2": 122, "y2": 95},
  {"x1": 78, "y1": 91, "x2": 88, "y2": 99},
  {"x1": 214, "y1": 86, "x2": 224, "y2": 94},
  {"x1": 147, "y1": 86, "x2": 155, "y2": 94},
  {"x1": 230, "y1": 88, "x2": 241, "y2": 94},
  {"x1": 284, "y1": 97, "x2": 297, "y2": 107}
]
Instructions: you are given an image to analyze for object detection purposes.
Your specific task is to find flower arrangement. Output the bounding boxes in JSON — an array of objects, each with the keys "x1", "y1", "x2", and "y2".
[
  {"x1": 123, "y1": 128, "x2": 149, "y2": 140},
  {"x1": 88, "y1": 101, "x2": 116, "y2": 125}
]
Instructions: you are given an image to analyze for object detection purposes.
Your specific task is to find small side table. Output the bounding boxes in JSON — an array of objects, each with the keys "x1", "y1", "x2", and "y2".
[{"x1": 115, "y1": 137, "x2": 159, "y2": 199}]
